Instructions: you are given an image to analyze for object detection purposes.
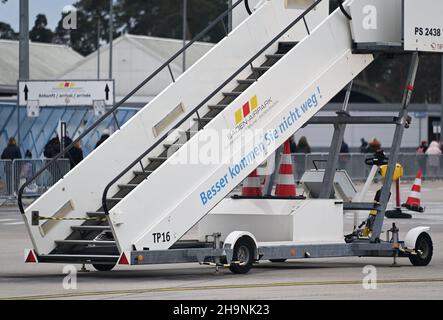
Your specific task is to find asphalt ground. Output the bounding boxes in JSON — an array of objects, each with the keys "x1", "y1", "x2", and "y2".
[{"x1": 0, "y1": 180, "x2": 442, "y2": 300}]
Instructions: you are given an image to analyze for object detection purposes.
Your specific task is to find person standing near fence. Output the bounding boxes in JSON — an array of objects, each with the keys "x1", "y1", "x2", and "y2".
[
  {"x1": 425, "y1": 141, "x2": 442, "y2": 178},
  {"x1": 1, "y1": 138, "x2": 22, "y2": 161},
  {"x1": 95, "y1": 129, "x2": 111, "y2": 149},
  {"x1": 338, "y1": 140, "x2": 350, "y2": 170},
  {"x1": 43, "y1": 136, "x2": 61, "y2": 159},
  {"x1": 69, "y1": 141, "x2": 84, "y2": 168},
  {"x1": 367, "y1": 138, "x2": 382, "y2": 154},
  {"x1": 416, "y1": 141, "x2": 428, "y2": 177},
  {"x1": 296, "y1": 136, "x2": 311, "y2": 180},
  {"x1": 1, "y1": 138, "x2": 21, "y2": 197},
  {"x1": 297, "y1": 136, "x2": 311, "y2": 154},
  {"x1": 359, "y1": 138, "x2": 368, "y2": 153}
]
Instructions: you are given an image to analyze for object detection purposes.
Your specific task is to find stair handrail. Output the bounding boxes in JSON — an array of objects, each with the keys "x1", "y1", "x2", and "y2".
[
  {"x1": 101, "y1": 0, "x2": 324, "y2": 216},
  {"x1": 18, "y1": 0, "x2": 248, "y2": 214}
]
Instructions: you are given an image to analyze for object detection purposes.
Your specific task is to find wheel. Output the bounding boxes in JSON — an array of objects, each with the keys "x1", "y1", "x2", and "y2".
[
  {"x1": 409, "y1": 232, "x2": 433, "y2": 266},
  {"x1": 92, "y1": 263, "x2": 116, "y2": 271},
  {"x1": 269, "y1": 259, "x2": 287, "y2": 263},
  {"x1": 229, "y1": 237, "x2": 255, "y2": 274}
]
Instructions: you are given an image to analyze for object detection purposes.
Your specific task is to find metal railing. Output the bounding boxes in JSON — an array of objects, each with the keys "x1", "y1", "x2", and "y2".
[
  {"x1": 1, "y1": 159, "x2": 70, "y2": 199},
  {"x1": 17, "y1": 0, "x2": 248, "y2": 214},
  {"x1": 13, "y1": 159, "x2": 70, "y2": 197},
  {"x1": 296, "y1": 153, "x2": 443, "y2": 181},
  {"x1": 2, "y1": 153, "x2": 442, "y2": 201},
  {"x1": 101, "y1": 0, "x2": 325, "y2": 216},
  {"x1": 0, "y1": 160, "x2": 13, "y2": 198}
]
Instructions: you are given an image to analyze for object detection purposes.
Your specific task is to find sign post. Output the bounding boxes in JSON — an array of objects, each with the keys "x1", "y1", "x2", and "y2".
[{"x1": 17, "y1": 80, "x2": 115, "y2": 107}]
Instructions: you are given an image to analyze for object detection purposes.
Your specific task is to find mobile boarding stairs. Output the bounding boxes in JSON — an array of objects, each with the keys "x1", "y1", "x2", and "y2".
[{"x1": 19, "y1": 0, "x2": 441, "y2": 273}]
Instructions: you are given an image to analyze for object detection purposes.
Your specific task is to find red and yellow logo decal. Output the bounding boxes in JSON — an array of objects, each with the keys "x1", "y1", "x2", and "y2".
[
  {"x1": 58, "y1": 81, "x2": 76, "y2": 89},
  {"x1": 235, "y1": 95, "x2": 258, "y2": 125}
]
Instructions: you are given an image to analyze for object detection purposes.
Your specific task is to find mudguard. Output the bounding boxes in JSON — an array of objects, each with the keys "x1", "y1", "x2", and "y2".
[
  {"x1": 404, "y1": 226, "x2": 430, "y2": 249},
  {"x1": 223, "y1": 231, "x2": 258, "y2": 263}
]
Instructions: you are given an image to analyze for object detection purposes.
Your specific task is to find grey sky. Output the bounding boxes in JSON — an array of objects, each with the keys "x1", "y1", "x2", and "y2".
[{"x1": 0, "y1": 0, "x2": 77, "y2": 31}]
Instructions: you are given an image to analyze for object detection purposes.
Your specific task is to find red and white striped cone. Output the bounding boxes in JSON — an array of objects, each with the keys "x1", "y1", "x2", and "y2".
[
  {"x1": 402, "y1": 169, "x2": 424, "y2": 213},
  {"x1": 274, "y1": 140, "x2": 296, "y2": 197},
  {"x1": 241, "y1": 169, "x2": 262, "y2": 196}
]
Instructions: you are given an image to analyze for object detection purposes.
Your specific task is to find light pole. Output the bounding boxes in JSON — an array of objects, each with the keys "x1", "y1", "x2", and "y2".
[
  {"x1": 18, "y1": 0, "x2": 29, "y2": 148},
  {"x1": 109, "y1": 0, "x2": 113, "y2": 80},
  {"x1": 19, "y1": 0, "x2": 29, "y2": 81},
  {"x1": 182, "y1": 0, "x2": 187, "y2": 73},
  {"x1": 97, "y1": 19, "x2": 101, "y2": 79},
  {"x1": 228, "y1": 0, "x2": 233, "y2": 32}
]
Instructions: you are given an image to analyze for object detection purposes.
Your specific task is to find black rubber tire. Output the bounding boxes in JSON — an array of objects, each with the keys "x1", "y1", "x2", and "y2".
[
  {"x1": 92, "y1": 263, "x2": 116, "y2": 272},
  {"x1": 229, "y1": 237, "x2": 255, "y2": 274},
  {"x1": 269, "y1": 259, "x2": 287, "y2": 263},
  {"x1": 409, "y1": 232, "x2": 433, "y2": 266}
]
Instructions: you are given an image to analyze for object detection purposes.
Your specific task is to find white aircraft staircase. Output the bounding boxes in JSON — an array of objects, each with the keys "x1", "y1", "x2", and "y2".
[{"x1": 20, "y1": 0, "x2": 374, "y2": 266}]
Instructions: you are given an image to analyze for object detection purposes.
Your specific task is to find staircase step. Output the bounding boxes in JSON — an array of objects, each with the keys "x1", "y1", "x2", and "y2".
[
  {"x1": 86, "y1": 211, "x2": 106, "y2": 218},
  {"x1": 133, "y1": 170, "x2": 154, "y2": 176},
  {"x1": 118, "y1": 184, "x2": 138, "y2": 189},
  {"x1": 237, "y1": 79, "x2": 256, "y2": 85},
  {"x1": 279, "y1": 41, "x2": 298, "y2": 46},
  {"x1": 193, "y1": 117, "x2": 214, "y2": 123},
  {"x1": 55, "y1": 240, "x2": 116, "y2": 245},
  {"x1": 252, "y1": 66, "x2": 271, "y2": 72},
  {"x1": 208, "y1": 104, "x2": 228, "y2": 110},
  {"x1": 265, "y1": 53, "x2": 285, "y2": 59},
  {"x1": 278, "y1": 41, "x2": 298, "y2": 53},
  {"x1": 148, "y1": 156, "x2": 168, "y2": 162},
  {"x1": 71, "y1": 225, "x2": 111, "y2": 232},
  {"x1": 163, "y1": 142, "x2": 184, "y2": 148},
  {"x1": 222, "y1": 91, "x2": 242, "y2": 97}
]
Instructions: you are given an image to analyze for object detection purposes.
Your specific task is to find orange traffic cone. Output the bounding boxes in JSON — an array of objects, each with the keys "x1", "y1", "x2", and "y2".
[
  {"x1": 274, "y1": 140, "x2": 296, "y2": 197},
  {"x1": 402, "y1": 169, "x2": 424, "y2": 213},
  {"x1": 242, "y1": 169, "x2": 262, "y2": 196}
]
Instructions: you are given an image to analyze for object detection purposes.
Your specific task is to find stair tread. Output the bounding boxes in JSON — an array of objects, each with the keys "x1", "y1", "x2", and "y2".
[
  {"x1": 148, "y1": 156, "x2": 168, "y2": 161},
  {"x1": 86, "y1": 211, "x2": 106, "y2": 217},
  {"x1": 133, "y1": 170, "x2": 154, "y2": 175},
  {"x1": 237, "y1": 79, "x2": 256, "y2": 84},
  {"x1": 193, "y1": 117, "x2": 214, "y2": 121},
  {"x1": 252, "y1": 66, "x2": 271, "y2": 70},
  {"x1": 118, "y1": 184, "x2": 138, "y2": 188},
  {"x1": 71, "y1": 225, "x2": 111, "y2": 231},
  {"x1": 265, "y1": 53, "x2": 285, "y2": 58},
  {"x1": 223, "y1": 91, "x2": 242, "y2": 96},
  {"x1": 164, "y1": 143, "x2": 184, "y2": 147},
  {"x1": 55, "y1": 239, "x2": 116, "y2": 245},
  {"x1": 279, "y1": 41, "x2": 298, "y2": 45},
  {"x1": 108, "y1": 197, "x2": 123, "y2": 201}
]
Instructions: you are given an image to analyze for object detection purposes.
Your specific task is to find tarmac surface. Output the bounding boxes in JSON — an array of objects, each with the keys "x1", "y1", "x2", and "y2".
[{"x1": 0, "y1": 180, "x2": 442, "y2": 300}]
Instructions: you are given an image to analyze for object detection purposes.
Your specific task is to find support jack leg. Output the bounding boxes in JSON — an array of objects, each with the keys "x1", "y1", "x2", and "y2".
[
  {"x1": 391, "y1": 251, "x2": 400, "y2": 268},
  {"x1": 79, "y1": 264, "x2": 89, "y2": 272}
]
